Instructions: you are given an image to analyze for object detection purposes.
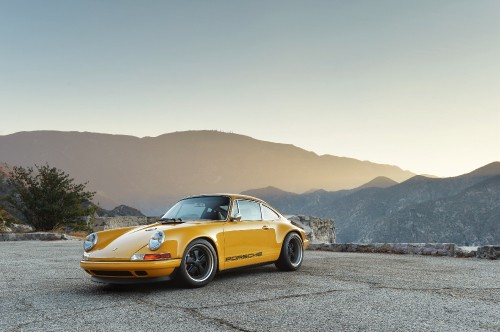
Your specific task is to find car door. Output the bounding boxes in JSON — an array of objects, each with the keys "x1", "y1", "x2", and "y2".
[{"x1": 223, "y1": 199, "x2": 276, "y2": 269}]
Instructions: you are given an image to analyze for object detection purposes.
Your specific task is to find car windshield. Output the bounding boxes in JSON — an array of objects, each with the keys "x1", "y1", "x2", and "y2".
[{"x1": 161, "y1": 196, "x2": 231, "y2": 221}]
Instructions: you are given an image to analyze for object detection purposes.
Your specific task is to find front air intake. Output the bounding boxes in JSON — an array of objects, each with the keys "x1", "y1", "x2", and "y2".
[{"x1": 91, "y1": 270, "x2": 134, "y2": 277}]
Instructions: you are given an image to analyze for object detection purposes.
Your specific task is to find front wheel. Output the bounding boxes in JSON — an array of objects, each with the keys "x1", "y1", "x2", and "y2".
[
  {"x1": 176, "y1": 239, "x2": 217, "y2": 288},
  {"x1": 275, "y1": 232, "x2": 304, "y2": 271}
]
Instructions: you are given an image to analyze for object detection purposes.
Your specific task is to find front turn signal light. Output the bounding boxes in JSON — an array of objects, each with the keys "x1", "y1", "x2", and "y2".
[{"x1": 131, "y1": 253, "x2": 171, "y2": 261}]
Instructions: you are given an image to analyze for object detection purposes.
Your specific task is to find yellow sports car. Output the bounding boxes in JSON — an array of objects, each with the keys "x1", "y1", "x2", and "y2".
[{"x1": 80, "y1": 194, "x2": 309, "y2": 287}]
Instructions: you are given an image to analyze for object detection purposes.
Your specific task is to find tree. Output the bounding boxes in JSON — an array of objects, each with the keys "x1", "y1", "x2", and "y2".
[{"x1": 7, "y1": 164, "x2": 95, "y2": 231}]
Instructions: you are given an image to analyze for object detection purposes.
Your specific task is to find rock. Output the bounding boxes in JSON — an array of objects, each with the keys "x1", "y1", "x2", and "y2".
[
  {"x1": 455, "y1": 247, "x2": 477, "y2": 258},
  {"x1": 0, "y1": 226, "x2": 12, "y2": 233},
  {"x1": 90, "y1": 216, "x2": 159, "y2": 231},
  {"x1": 60, "y1": 234, "x2": 70, "y2": 240},
  {"x1": 10, "y1": 224, "x2": 34, "y2": 233},
  {"x1": 96, "y1": 204, "x2": 145, "y2": 217},
  {"x1": 286, "y1": 215, "x2": 335, "y2": 243},
  {"x1": 476, "y1": 246, "x2": 500, "y2": 260}
]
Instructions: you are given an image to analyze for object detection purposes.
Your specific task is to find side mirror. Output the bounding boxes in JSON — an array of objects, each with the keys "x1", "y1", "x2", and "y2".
[{"x1": 231, "y1": 213, "x2": 242, "y2": 222}]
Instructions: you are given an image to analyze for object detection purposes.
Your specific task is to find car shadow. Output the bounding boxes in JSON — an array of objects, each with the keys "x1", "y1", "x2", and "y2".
[
  {"x1": 214, "y1": 264, "x2": 279, "y2": 281},
  {"x1": 79, "y1": 264, "x2": 281, "y2": 293}
]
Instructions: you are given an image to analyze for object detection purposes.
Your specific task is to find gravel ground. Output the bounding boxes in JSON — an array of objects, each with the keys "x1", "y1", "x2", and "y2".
[{"x1": 0, "y1": 240, "x2": 498, "y2": 331}]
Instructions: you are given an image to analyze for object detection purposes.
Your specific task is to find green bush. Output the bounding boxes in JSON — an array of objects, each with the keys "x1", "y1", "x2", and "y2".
[{"x1": 7, "y1": 164, "x2": 95, "y2": 231}]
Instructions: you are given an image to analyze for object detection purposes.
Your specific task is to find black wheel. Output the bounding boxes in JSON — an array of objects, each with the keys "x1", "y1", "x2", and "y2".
[
  {"x1": 275, "y1": 232, "x2": 304, "y2": 271},
  {"x1": 176, "y1": 239, "x2": 217, "y2": 288}
]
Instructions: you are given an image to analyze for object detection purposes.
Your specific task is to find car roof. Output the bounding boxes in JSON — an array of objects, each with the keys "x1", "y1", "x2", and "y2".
[{"x1": 184, "y1": 193, "x2": 266, "y2": 204}]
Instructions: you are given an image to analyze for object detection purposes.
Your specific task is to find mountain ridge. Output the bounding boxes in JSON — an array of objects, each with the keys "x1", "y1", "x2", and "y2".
[
  {"x1": 246, "y1": 162, "x2": 500, "y2": 245},
  {"x1": 356, "y1": 176, "x2": 398, "y2": 190},
  {"x1": 0, "y1": 130, "x2": 415, "y2": 215}
]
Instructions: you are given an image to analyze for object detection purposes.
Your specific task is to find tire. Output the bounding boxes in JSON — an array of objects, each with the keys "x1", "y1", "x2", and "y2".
[
  {"x1": 275, "y1": 232, "x2": 304, "y2": 271},
  {"x1": 176, "y1": 239, "x2": 217, "y2": 288}
]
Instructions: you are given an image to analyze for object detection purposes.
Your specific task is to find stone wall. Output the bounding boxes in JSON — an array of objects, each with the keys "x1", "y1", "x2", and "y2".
[
  {"x1": 476, "y1": 245, "x2": 500, "y2": 259},
  {"x1": 90, "y1": 216, "x2": 159, "y2": 232},
  {"x1": 307, "y1": 242, "x2": 499, "y2": 259},
  {"x1": 0, "y1": 232, "x2": 72, "y2": 241},
  {"x1": 308, "y1": 242, "x2": 457, "y2": 256}
]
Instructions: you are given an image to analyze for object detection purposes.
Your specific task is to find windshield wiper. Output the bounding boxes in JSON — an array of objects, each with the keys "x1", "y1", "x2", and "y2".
[{"x1": 158, "y1": 218, "x2": 183, "y2": 224}]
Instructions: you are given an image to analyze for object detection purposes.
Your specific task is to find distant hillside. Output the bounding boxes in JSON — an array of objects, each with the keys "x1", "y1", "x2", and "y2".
[
  {"x1": 371, "y1": 175, "x2": 500, "y2": 245},
  {"x1": 356, "y1": 176, "x2": 398, "y2": 189},
  {"x1": 242, "y1": 186, "x2": 297, "y2": 200},
  {"x1": 95, "y1": 204, "x2": 145, "y2": 217},
  {"x1": 249, "y1": 162, "x2": 500, "y2": 245},
  {"x1": 242, "y1": 176, "x2": 398, "y2": 216},
  {"x1": 0, "y1": 130, "x2": 415, "y2": 215}
]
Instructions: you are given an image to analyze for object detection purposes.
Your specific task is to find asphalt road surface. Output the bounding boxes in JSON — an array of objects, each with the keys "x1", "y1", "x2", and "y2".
[{"x1": 1, "y1": 240, "x2": 499, "y2": 331}]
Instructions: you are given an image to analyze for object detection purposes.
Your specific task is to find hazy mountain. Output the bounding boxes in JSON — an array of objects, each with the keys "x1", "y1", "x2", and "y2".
[
  {"x1": 242, "y1": 186, "x2": 302, "y2": 215},
  {"x1": 356, "y1": 176, "x2": 398, "y2": 189},
  {"x1": 463, "y1": 161, "x2": 500, "y2": 177},
  {"x1": 243, "y1": 186, "x2": 297, "y2": 200},
  {"x1": 0, "y1": 130, "x2": 414, "y2": 215},
  {"x1": 242, "y1": 176, "x2": 398, "y2": 216},
  {"x1": 94, "y1": 204, "x2": 145, "y2": 217},
  {"x1": 371, "y1": 175, "x2": 500, "y2": 245},
  {"x1": 247, "y1": 162, "x2": 500, "y2": 245}
]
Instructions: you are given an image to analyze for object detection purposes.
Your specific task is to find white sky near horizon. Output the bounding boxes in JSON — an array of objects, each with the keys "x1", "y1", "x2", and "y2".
[{"x1": 1, "y1": 1, "x2": 499, "y2": 177}]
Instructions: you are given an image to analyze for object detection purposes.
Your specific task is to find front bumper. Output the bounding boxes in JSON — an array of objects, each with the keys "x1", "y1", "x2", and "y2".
[{"x1": 80, "y1": 259, "x2": 182, "y2": 284}]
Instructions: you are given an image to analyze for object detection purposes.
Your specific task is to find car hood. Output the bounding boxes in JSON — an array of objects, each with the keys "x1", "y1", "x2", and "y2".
[{"x1": 88, "y1": 221, "x2": 211, "y2": 261}]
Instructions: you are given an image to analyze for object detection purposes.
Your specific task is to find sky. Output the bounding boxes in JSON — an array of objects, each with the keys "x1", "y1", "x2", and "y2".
[{"x1": 1, "y1": 0, "x2": 499, "y2": 177}]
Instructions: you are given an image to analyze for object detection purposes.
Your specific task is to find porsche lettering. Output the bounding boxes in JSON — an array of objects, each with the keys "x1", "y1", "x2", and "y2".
[{"x1": 225, "y1": 252, "x2": 263, "y2": 262}]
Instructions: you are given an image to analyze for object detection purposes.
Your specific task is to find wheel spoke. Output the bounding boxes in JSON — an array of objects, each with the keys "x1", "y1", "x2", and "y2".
[
  {"x1": 187, "y1": 263, "x2": 195, "y2": 274},
  {"x1": 194, "y1": 249, "x2": 201, "y2": 261},
  {"x1": 196, "y1": 263, "x2": 205, "y2": 274},
  {"x1": 199, "y1": 261, "x2": 207, "y2": 270}
]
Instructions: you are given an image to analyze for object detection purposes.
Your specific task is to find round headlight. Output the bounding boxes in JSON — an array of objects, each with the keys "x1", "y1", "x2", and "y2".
[
  {"x1": 84, "y1": 233, "x2": 98, "y2": 252},
  {"x1": 149, "y1": 231, "x2": 165, "y2": 251}
]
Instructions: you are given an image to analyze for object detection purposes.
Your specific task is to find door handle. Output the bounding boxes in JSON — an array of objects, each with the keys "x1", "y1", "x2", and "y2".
[{"x1": 262, "y1": 225, "x2": 270, "y2": 230}]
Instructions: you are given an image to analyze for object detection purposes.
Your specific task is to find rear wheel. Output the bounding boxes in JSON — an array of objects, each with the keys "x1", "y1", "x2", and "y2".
[
  {"x1": 176, "y1": 239, "x2": 217, "y2": 288},
  {"x1": 275, "y1": 233, "x2": 304, "y2": 271}
]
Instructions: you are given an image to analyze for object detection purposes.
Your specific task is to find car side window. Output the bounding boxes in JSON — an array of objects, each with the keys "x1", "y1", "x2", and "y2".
[
  {"x1": 237, "y1": 200, "x2": 262, "y2": 221},
  {"x1": 230, "y1": 200, "x2": 239, "y2": 218},
  {"x1": 261, "y1": 205, "x2": 280, "y2": 221}
]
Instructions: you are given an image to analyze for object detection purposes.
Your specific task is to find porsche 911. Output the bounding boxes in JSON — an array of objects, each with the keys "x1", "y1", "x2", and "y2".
[{"x1": 80, "y1": 194, "x2": 308, "y2": 287}]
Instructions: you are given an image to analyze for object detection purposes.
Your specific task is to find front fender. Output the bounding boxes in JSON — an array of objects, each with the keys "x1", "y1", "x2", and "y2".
[{"x1": 132, "y1": 222, "x2": 225, "y2": 269}]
